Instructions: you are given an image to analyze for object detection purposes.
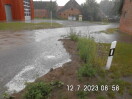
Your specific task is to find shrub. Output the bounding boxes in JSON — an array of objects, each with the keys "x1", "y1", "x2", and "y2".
[
  {"x1": 2, "y1": 92, "x2": 11, "y2": 99},
  {"x1": 77, "y1": 91, "x2": 88, "y2": 99},
  {"x1": 96, "y1": 95, "x2": 106, "y2": 99},
  {"x1": 107, "y1": 91, "x2": 115, "y2": 98},
  {"x1": 68, "y1": 28, "x2": 79, "y2": 41},
  {"x1": 78, "y1": 64, "x2": 96, "y2": 77},
  {"x1": 77, "y1": 37, "x2": 96, "y2": 64},
  {"x1": 50, "y1": 80, "x2": 64, "y2": 88},
  {"x1": 24, "y1": 82, "x2": 52, "y2": 99}
]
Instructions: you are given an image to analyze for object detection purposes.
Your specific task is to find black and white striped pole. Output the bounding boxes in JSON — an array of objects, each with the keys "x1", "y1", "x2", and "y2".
[{"x1": 105, "y1": 41, "x2": 117, "y2": 70}]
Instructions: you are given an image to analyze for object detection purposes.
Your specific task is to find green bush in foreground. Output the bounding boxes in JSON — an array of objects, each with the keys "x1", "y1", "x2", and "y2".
[
  {"x1": 24, "y1": 82, "x2": 52, "y2": 99},
  {"x1": 69, "y1": 33, "x2": 79, "y2": 41},
  {"x1": 77, "y1": 91, "x2": 88, "y2": 99},
  {"x1": 96, "y1": 95, "x2": 106, "y2": 99},
  {"x1": 68, "y1": 28, "x2": 79, "y2": 41},
  {"x1": 78, "y1": 64, "x2": 96, "y2": 77},
  {"x1": 77, "y1": 37, "x2": 96, "y2": 64}
]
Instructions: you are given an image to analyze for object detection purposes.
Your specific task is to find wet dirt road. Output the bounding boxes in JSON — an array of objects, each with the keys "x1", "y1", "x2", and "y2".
[{"x1": 0, "y1": 23, "x2": 131, "y2": 97}]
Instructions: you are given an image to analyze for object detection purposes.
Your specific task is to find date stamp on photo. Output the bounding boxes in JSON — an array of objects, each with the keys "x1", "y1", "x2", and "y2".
[{"x1": 67, "y1": 85, "x2": 120, "y2": 92}]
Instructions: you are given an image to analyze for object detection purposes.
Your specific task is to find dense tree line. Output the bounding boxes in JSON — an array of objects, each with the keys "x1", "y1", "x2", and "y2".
[
  {"x1": 81, "y1": 0, "x2": 123, "y2": 21},
  {"x1": 81, "y1": 0, "x2": 101, "y2": 21},
  {"x1": 45, "y1": 1, "x2": 58, "y2": 18},
  {"x1": 100, "y1": 0, "x2": 123, "y2": 17}
]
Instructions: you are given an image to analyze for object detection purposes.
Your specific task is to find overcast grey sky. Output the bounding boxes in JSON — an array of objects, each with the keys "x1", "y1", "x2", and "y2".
[{"x1": 33, "y1": 0, "x2": 102, "y2": 6}]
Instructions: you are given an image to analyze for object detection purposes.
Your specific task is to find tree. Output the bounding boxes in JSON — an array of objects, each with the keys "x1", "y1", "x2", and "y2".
[
  {"x1": 99, "y1": 0, "x2": 124, "y2": 17},
  {"x1": 100, "y1": 0, "x2": 114, "y2": 17},
  {"x1": 81, "y1": 0, "x2": 100, "y2": 21},
  {"x1": 112, "y1": 0, "x2": 124, "y2": 15},
  {"x1": 45, "y1": 1, "x2": 58, "y2": 18}
]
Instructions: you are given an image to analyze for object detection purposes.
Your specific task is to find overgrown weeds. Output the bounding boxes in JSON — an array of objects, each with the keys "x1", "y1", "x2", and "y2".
[
  {"x1": 24, "y1": 82, "x2": 52, "y2": 99},
  {"x1": 100, "y1": 28, "x2": 119, "y2": 34},
  {"x1": 77, "y1": 37, "x2": 96, "y2": 64},
  {"x1": 77, "y1": 91, "x2": 88, "y2": 99},
  {"x1": 68, "y1": 28, "x2": 79, "y2": 41},
  {"x1": 0, "y1": 22, "x2": 62, "y2": 31},
  {"x1": 78, "y1": 64, "x2": 96, "y2": 78},
  {"x1": 23, "y1": 81, "x2": 64, "y2": 99}
]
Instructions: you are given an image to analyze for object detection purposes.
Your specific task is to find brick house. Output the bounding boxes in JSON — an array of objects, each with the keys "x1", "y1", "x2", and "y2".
[
  {"x1": 120, "y1": 0, "x2": 132, "y2": 34},
  {"x1": 57, "y1": 0, "x2": 82, "y2": 20},
  {"x1": 34, "y1": 1, "x2": 57, "y2": 18},
  {"x1": 0, "y1": 0, "x2": 34, "y2": 21}
]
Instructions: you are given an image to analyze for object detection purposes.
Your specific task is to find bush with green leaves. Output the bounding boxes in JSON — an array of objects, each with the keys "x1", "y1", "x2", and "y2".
[
  {"x1": 68, "y1": 28, "x2": 79, "y2": 41},
  {"x1": 78, "y1": 64, "x2": 96, "y2": 77},
  {"x1": 2, "y1": 92, "x2": 11, "y2": 99},
  {"x1": 24, "y1": 82, "x2": 52, "y2": 99},
  {"x1": 77, "y1": 37, "x2": 96, "y2": 64},
  {"x1": 77, "y1": 91, "x2": 88, "y2": 99},
  {"x1": 96, "y1": 95, "x2": 106, "y2": 99},
  {"x1": 50, "y1": 80, "x2": 64, "y2": 88}
]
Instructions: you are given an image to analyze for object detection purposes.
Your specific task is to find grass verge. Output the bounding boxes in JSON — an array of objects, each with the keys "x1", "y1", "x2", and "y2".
[
  {"x1": 23, "y1": 81, "x2": 64, "y2": 99},
  {"x1": 68, "y1": 29, "x2": 132, "y2": 98},
  {"x1": 100, "y1": 28, "x2": 119, "y2": 34},
  {"x1": 0, "y1": 22, "x2": 62, "y2": 31}
]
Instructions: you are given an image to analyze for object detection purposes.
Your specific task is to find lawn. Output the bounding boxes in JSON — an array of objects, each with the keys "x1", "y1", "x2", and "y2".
[
  {"x1": 68, "y1": 31, "x2": 132, "y2": 98},
  {"x1": 0, "y1": 22, "x2": 62, "y2": 31},
  {"x1": 100, "y1": 28, "x2": 119, "y2": 34}
]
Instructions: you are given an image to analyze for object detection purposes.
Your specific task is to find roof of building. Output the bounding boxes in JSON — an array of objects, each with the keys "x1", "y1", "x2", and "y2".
[
  {"x1": 58, "y1": 0, "x2": 81, "y2": 12},
  {"x1": 57, "y1": 6, "x2": 64, "y2": 11},
  {"x1": 33, "y1": 1, "x2": 56, "y2": 9}
]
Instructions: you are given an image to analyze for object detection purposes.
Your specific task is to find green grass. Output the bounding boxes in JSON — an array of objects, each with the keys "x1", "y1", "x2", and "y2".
[
  {"x1": 0, "y1": 22, "x2": 62, "y2": 31},
  {"x1": 77, "y1": 37, "x2": 96, "y2": 64},
  {"x1": 100, "y1": 28, "x2": 119, "y2": 34},
  {"x1": 78, "y1": 64, "x2": 96, "y2": 78},
  {"x1": 68, "y1": 30, "x2": 132, "y2": 98},
  {"x1": 69, "y1": 29, "x2": 132, "y2": 78},
  {"x1": 96, "y1": 95, "x2": 107, "y2": 99},
  {"x1": 77, "y1": 91, "x2": 88, "y2": 99},
  {"x1": 77, "y1": 37, "x2": 97, "y2": 78},
  {"x1": 23, "y1": 81, "x2": 64, "y2": 99},
  {"x1": 95, "y1": 42, "x2": 132, "y2": 77},
  {"x1": 107, "y1": 91, "x2": 115, "y2": 99},
  {"x1": 98, "y1": 42, "x2": 132, "y2": 76},
  {"x1": 68, "y1": 28, "x2": 79, "y2": 41},
  {"x1": 24, "y1": 82, "x2": 52, "y2": 99},
  {"x1": 111, "y1": 43, "x2": 132, "y2": 76}
]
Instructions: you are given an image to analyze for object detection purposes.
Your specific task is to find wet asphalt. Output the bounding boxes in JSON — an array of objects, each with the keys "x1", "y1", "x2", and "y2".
[{"x1": 0, "y1": 20, "x2": 131, "y2": 97}]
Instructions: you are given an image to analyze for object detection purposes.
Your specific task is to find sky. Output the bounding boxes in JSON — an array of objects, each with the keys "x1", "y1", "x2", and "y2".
[{"x1": 33, "y1": 0, "x2": 102, "y2": 6}]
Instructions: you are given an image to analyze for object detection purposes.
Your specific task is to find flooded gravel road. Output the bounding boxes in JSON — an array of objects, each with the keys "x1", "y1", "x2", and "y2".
[{"x1": 0, "y1": 23, "x2": 132, "y2": 97}]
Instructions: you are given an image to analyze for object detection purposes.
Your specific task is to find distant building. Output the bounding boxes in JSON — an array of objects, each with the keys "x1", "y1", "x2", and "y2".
[
  {"x1": 57, "y1": 6, "x2": 64, "y2": 11},
  {"x1": 34, "y1": 1, "x2": 50, "y2": 18},
  {"x1": 0, "y1": 0, "x2": 34, "y2": 21},
  {"x1": 34, "y1": 1, "x2": 57, "y2": 18},
  {"x1": 57, "y1": 0, "x2": 82, "y2": 20},
  {"x1": 120, "y1": 0, "x2": 132, "y2": 34}
]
